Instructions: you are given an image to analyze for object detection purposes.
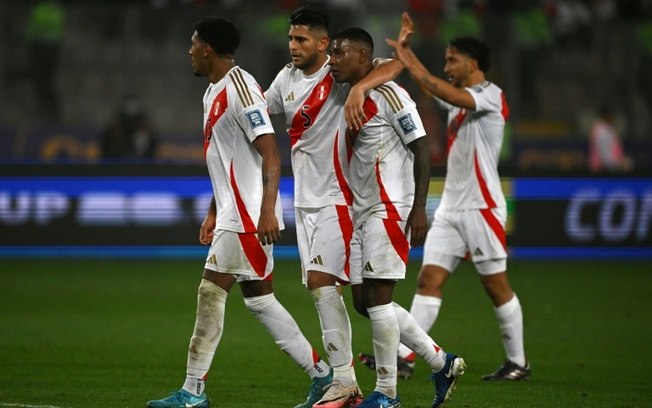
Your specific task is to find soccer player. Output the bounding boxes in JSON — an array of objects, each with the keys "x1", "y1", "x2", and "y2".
[
  {"x1": 265, "y1": 6, "x2": 403, "y2": 408},
  {"x1": 329, "y1": 27, "x2": 466, "y2": 408},
  {"x1": 146, "y1": 17, "x2": 332, "y2": 408},
  {"x1": 384, "y1": 12, "x2": 531, "y2": 381}
]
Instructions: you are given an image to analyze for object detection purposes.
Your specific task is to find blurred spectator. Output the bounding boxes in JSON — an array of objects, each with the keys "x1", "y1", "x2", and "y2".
[
  {"x1": 588, "y1": 105, "x2": 632, "y2": 173},
  {"x1": 548, "y1": 0, "x2": 592, "y2": 49},
  {"x1": 25, "y1": 0, "x2": 66, "y2": 120},
  {"x1": 101, "y1": 96, "x2": 158, "y2": 160},
  {"x1": 439, "y1": 0, "x2": 484, "y2": 42}
]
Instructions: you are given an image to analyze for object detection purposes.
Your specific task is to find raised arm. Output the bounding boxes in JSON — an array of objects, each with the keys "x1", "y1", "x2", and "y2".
[{"x1": 386, "y1": 12, "x2": 476, "y2": 110}]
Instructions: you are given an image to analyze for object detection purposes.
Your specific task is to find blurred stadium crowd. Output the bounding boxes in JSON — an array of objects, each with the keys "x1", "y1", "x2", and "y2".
[{"x1": 1, "y1": 0, "x2": 651, "y2": 172}]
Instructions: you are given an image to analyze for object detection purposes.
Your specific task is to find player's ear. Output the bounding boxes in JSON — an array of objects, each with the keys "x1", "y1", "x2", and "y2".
[
  {"x1": 358, "y1": 48, "x2": 369, "y2": 64},
  {"x1": 318, "y1": 35, "x2": 330, "y2": 52},
  {"x1": 203, "y1": 41, "x2": 214, "y2": 57},
  {"x1": 468, "y1": 57, "x2": 479, "y2": 73}
]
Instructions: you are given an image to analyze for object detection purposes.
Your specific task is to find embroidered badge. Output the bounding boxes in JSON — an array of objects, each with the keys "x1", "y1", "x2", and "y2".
[
  {"x1": 398, "y1": 113, "x2": 417, "y2": 134},
  {"x1": 246, "y1": 109, "x2": 266, "y2": 129}
]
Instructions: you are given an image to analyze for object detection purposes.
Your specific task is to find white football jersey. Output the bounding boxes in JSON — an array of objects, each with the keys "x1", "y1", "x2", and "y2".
[
  {"x1": 265, "y1": 58, "x2": 353, "y2": 208},
  {"x1": 437, "y1": 81, "x2": 509, "y2": 211},
  {"x1": 348, "y1": 82, "x2": 426, "y2": 227},
  {"x1": 203, "y1": 66, "x2": 284, "y2": 233}
]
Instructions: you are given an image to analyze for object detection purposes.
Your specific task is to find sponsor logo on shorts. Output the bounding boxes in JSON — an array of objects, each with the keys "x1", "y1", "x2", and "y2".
[{"x1": 310, "y1": 255, "x2": 324, "y2": 265}]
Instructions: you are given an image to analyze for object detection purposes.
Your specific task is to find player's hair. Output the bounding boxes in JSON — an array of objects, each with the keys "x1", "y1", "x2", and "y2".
[
  {"x1": 330, "y1": 27, "x2": 374, "y2": 54},
  {"x1": 193, "y1": 16, "x2": 240, "y2": 55},
  {"x1": 289, "y1": 4, "x2": 329, "y2": 31},
  {"x1": 449, "y1": 36, "x2": 491, "y2": 72}
]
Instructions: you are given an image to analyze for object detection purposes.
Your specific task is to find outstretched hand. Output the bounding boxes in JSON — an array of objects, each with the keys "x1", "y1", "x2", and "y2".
[{"x1": 385, "y1": 12, "x2": 415, "y2": 62}]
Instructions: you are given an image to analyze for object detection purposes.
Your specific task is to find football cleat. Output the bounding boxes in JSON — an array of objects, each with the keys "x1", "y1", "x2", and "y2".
[
  {"x1": 482, "y1": 359, "x2": 531, "y2": 381},
  {"x1": 357, "y1": 353, "x2": 415, "y2": 380},
  {"x1": 353, "y1": 391, "x2": 400, "y2": 408},
  {"x1": 145, "y1": 389, "x2": 209, "y2": 408},
  {"x1": 431, "y1": 353, "x2": 466, "y2": 408},
  {"x1": 313, "y1": 379, "x2": 363, "y2": 407},
  {"x1": 294, "y1": 371, "x2": 334, "y2": 408}
]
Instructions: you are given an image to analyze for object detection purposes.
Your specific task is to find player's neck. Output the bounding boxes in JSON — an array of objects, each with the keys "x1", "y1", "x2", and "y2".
[
  {"x1": 303, "y1": 53, "x2": 329, "y2": 76},
  {"x1": 349, "y1": 65, "x2": 373, "y2": 87},
  {"x1": 464, "y1": 72, "x2": 486, "y2": 88},
  {"x1": 208, "y1": 55, "x2": 236, "y2": 84}
]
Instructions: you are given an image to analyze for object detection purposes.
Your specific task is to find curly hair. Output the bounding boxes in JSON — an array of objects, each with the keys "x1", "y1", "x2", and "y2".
[
  {"x1": 193, "y1": 16, "x2": 240, "y2": 55},
  {"x1": 449, "y1": 36, "x2": 491, "y2": 72}
]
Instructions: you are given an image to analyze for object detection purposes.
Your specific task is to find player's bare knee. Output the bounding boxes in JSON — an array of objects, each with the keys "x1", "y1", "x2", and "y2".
[
  {"x1": 480, "y1": 272, "x2": 513, "y2": 305},
  {"x1": 350, "y1": 285, "x2": 368, "y2": 317},
  {"x1": 306, "y1": 269, "x2": 337, "y2": 290},
  {"x1": 416, "y1": 265, "x2": 448, "y2": 295}
]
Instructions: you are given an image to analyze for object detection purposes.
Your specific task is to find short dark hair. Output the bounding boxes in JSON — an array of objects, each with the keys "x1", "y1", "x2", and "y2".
[
  {"x1": 330, "y1": 27, "x2": 374, "y2": 54},
  {"x1": 289, "y1": 4, "x2": 329, "y2": 31},
  {"x1": 193, "y1": 17, "x2": 240, "y2": 55},
  {"x1": 449, "y1": 36, "x2": 491, "y2": 72}
]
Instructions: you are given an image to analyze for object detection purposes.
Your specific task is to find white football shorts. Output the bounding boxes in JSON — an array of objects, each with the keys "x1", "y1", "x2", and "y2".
[
  {"x1": 204, "y1": 229, "x2": 274, "y2": 282},
  {"x1": 422, "y1": 207, "x2": 507, "y2": 275},
  {"x1": 295, "y1": 204, "x2": 354, "y2": 285},
  {"x1": 349, "y1": 215, "x2": 410, "y2": 285}
]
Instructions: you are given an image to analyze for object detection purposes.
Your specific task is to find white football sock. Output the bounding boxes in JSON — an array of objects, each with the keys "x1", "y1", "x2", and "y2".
[
  {"x1": 182, "y1": 376, "x2": 205, "y2": 397},
  {"x1": 494, "y1": 294, "x2": 526, "y2": 367},
  {"x1": 393, "y1": 302, "x2": 446, "y2": 372},
  {"x1": 185, "y1": 279, "x2": 228, "y2": 392},
  {"x1": 244, "y1": 293, "x2": 330, "y2": 378},
  {"x1": 311, "y1": 286, "x2": 355, "y2": 383},
  {"x1": 368, "y1": 303, "x2": 399, "y2": 399},
  {"x1": 397, "y1": 294, "x2": 441, "y2": 359}
]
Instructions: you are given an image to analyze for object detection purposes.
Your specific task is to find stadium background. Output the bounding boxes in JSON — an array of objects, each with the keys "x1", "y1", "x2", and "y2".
[
  {"x1": 1, "y1": 2, "x2": 652, "y2": 408},
  {"x1": 1, "y1": 0, "x2": 650, "y2": 259}
]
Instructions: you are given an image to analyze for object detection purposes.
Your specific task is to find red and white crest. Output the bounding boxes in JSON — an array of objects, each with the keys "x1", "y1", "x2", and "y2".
[{"x1": 317, "y1": 85, "x2": 327, "y2": 101}]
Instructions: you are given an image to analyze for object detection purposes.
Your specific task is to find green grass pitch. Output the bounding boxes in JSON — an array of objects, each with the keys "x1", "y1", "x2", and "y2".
[{"x1": 1, "y1": 258, "x2": 651, "y2": 407}]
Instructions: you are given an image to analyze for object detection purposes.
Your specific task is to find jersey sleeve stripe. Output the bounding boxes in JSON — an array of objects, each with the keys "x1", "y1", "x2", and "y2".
[
  {"x1": 230, "y1": 69, "x2": 255, "y2": 107},
  {"x1": 376, "y1": 85, "x2": 404, "y2": 114}
]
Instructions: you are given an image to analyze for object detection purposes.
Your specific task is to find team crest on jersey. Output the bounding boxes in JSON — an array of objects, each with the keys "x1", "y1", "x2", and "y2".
[
  {"x1": 246, "y1": 109, "x2": 266, "y2": 129},
  {"x1": 398, "y1": 113, "x2": 417, "y2": 134},
  {"x1": 317, "y1": 85, "x2": 327, "y2": 100}
]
